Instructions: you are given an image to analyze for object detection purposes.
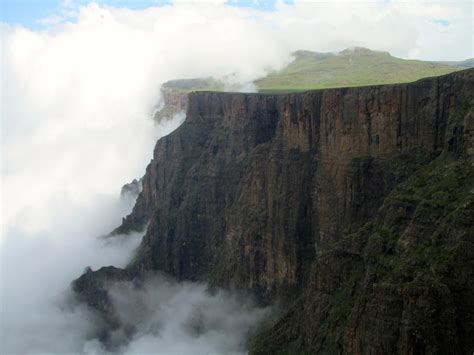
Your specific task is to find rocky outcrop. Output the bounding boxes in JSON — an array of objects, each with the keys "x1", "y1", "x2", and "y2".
[
  {"x1": 73, "y1": 69, "x2": 474, "y2": 353},
  {"x1": 120, "y1": 178, "x2": 142, "y2": 201},
  {"x1": 153, "y1": 91, "x2": 188, "y2": 122},
  {"x1": 72, "y1": 266, "x2": 134, "y2": 347}
]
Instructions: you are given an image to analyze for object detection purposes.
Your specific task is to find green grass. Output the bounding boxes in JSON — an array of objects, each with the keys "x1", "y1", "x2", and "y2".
[
  {"x1": 254, "y1": 48, "x2": 460, "y2": 92},
  {"x1": 162, "y1": 48, "x2": 467, "y2": 94},
  {"x1": 162, "y1": 77, "x2": 225, "y2": 92}
]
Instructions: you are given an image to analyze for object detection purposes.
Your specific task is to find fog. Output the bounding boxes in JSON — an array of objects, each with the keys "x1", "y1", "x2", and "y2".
[
  {"x1": 86, "y1": 275, "x2": 270, "y2": 354},
  {"x1": 1, "y1": 0, "x2": 471, "y2": 353}
]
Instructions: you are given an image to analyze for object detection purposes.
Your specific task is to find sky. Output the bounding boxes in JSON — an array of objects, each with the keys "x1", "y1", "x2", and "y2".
[
  {"x1": 0, "y1": 0, "x2": 472, "y2": 61},
  {"x1": 1, "y1": 0, "x2": 293, "y2": 29}
]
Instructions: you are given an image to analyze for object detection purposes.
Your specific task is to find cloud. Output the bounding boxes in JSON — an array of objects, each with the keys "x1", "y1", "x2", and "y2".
[
  {"x1": 1, "y1": 220, "x2": 144, "y2": 353},
  {"x1": 95, "y1": 274, "x2": 271, "y2": 354},
  {"x1": 37, "y1": 14, "x2": 64, "y2": 26},
  {"x1": 270, "y1": 0, "x2": 472, "y2": 61}
]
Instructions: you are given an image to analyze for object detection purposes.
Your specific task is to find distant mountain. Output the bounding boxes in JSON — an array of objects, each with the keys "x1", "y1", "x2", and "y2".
[
  {"x1": 255, "y1": 47, "x2": 465, "y2": 92},
  {"x1": 433, "y1": 58, "x2": 474, "y2": 69},
  {"x1": 161, "y1": 47, "x2": 471, "y2": 94}
]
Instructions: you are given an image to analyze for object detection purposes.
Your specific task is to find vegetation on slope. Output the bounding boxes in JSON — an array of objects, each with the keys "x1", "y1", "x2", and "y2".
[
  {"x1": 161, "y1": 77, "x2": 225, "y2": 92},
  {"x1": 250, "y1": 154, "x2": 474, "y2": 354},
  {"x1": 161, "y1": 47, "x2": 469, "y2": 93},
  {"x1": 255, "y1": 47, "x2": 460, "y2": 92}
]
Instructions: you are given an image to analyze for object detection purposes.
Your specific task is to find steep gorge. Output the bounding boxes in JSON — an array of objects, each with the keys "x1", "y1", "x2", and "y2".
[{"x1": 73, "y1": 69, "x2": 474, "y2": 353}]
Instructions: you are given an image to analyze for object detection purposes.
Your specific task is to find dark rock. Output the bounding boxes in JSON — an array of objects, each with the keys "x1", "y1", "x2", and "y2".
[
  {"x1": 154, "y1": 91, "x2": 188, "y2": 123},
  {"x1": 251, "y1": 158, "x2": 474, "y2": 354},
  {"x1": 72, "y1": 266, "x2": 133, "y2": 348},
  {"x1": 120, "y1": 178, "x2": 142, "y2": 201}
]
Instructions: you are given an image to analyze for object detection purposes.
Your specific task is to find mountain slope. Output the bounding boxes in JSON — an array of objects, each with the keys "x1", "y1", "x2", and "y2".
[
  {"x1": 251, "y1": 156, "x2": 474, "y2": 354},
  {"x1": 255, "y1": 47, "x2": 461, "y2": 91},
  {"x1": 160, "y1": 47, "x2": 467, "y2": 95}
]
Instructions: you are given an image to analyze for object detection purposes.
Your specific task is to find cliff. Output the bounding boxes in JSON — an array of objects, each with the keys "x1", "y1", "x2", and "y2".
[
  {"x1": 73, "y1": 69, "x2": 474, "y2": 353},
  {"x1": 153, "y1": 90, "x2": 188, "y2": 122}
]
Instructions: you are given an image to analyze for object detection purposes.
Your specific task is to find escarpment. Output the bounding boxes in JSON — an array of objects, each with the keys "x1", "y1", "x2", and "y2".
[
  {"x1": 73, "y1": 69, "x2": 474, "y2": 353},
  {"x1": 153, "y1": 91, "x2": 188, "y2": 122}
]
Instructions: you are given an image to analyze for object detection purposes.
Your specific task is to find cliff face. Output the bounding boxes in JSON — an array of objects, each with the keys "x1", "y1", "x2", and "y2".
[
  {"x1": 251, "y1": 157, "x2": 474, "y2": 354},
  {"x1": 73, "y1": 69, "x2": 474, "y2": 353},
  {"x1": 153, "y1": 91, "x2": 188, "y2": 122}
]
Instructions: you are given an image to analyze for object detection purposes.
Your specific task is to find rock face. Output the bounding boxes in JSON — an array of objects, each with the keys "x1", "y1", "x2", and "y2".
[
  {"x1": 251, "y1": 158, "x2": 474, "y2": 354},
  {"x1": 120, "y1": 178, "x2": 142, "y2": 201},
  {"x1": 153, "y1": 91, "x2": 188, "y2": 122},
  {"x1": 72, "y1": 266, "x2": 135, "y2": 348},
  {"x1": 73, "y1": 69, "x2": 474, "y2": 353}
]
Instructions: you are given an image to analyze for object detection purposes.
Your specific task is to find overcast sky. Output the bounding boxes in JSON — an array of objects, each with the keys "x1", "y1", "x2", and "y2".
[{"x1": 1, "y1": 0, "x2": 472, "y2": 61}]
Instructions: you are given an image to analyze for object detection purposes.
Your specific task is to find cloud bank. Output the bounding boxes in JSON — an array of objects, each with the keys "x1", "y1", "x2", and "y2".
[
  {"x1": 0, "y1": 0, "x2": 471, "y2": 353},
  {"x1": 88, "y1": 275, "x2": 271, "y2": 354}
]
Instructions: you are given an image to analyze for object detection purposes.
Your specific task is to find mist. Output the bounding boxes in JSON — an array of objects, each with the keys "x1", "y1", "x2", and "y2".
[
  {"x1": 83, "y1": 274, "x2": 271, "y2": 354},
  {"x1": 1, "y1": 0, "x2": 472, "y2": 353}
]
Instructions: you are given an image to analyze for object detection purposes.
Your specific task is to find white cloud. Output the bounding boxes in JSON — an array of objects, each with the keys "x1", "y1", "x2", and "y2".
[
  {"x1": 268, "y1": 0, "x2": 472, "y2": 60},
  {"x1": 37, "y1": 14, "x2": 64, "y2": 26},
  {"x1": 106, "y1": 275, "x2": 270, "y2": 354}
]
